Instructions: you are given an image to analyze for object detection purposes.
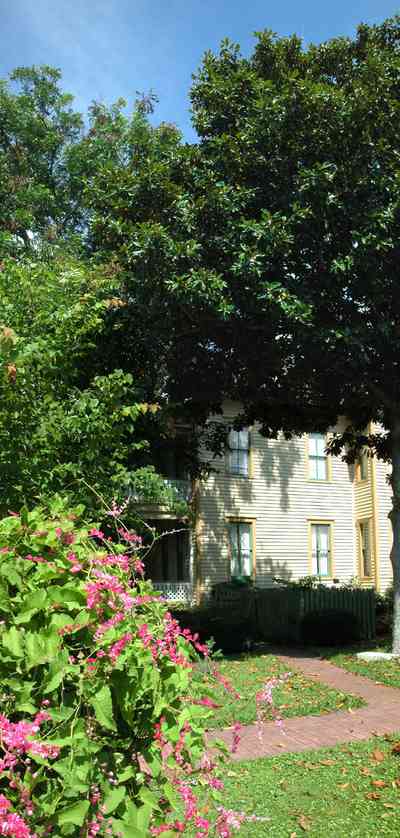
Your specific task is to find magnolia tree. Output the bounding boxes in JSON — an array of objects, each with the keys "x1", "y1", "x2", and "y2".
[
  {"x1": 87, "y1": 17, "x2": 400, "y2": 651},
  {"x1": 0, "y1": 498, "x2": 268, "y2": 837}
]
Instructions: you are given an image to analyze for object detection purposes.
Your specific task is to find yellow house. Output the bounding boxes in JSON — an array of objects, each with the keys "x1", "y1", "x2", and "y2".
[{"x1": 141, "y1": 402, "x2": 393, "y2": 604}]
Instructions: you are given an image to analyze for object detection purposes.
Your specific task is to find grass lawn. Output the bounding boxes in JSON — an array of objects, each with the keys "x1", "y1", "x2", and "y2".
[
  {"x1": 195, "y1": 652, "x2": 363, "y2": 730},
  {"x1": 220, "y1": 734, "x2": 400, "y2": 836},
  {"x1": 323, "y1": 642, "x2": 400, "y2": 690}
]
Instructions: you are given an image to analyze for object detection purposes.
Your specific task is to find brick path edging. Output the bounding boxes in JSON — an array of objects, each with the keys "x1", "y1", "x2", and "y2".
[{"x1": 206, "y1": 651, "x2": 400, "y2": 761}]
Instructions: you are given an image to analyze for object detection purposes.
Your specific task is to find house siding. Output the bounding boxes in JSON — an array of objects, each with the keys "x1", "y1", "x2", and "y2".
[
  {"x1": 197, "y1": 402, "x2": 358, "y2": 598},
  {"x1": 353, "y1": 456, "x2": 376, "y2": 586},
  {"x1": 375, "y1": 458, "x2": 393, "y2": 592}
]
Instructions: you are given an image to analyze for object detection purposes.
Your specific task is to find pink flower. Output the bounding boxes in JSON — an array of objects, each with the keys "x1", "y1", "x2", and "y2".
[
  {"x1": 117, "y1": 528, "x2": 142, "y2": 544},
  {"x1": 108, "y1": 632, "x2": 132, "y2": 663},
  {"x1": 94, "y1": 611, "x2": 125, "y2": 640},
  {"x1": 107, "y1": 499, "x2": 129, "y2": 518},
  {"x1": 216, "y1": 807, "x2": 246, "y2": 837},
  {"x1": 0, "y1": 713, "x2": 59, "y2": 761},
  {"x1": 89, "y1": 528, "x2": 104, "y2": 539},
  {"x1": 24, "y1": 554, "x2": 46, "y2": 564},
  {"x1": 231, "y1": 722, "x2": 242, "y2": 754},
  {"x1": 0, "y1": 798, "x2": 11, "y2": 815},
  {"x1": 133, "y1": 558, "x2": 145, "y2": 576},
  {"x1": 211, "y1": 667, "x2": 240, "y2": 698},
  {"x1": 192, "y1": 697, "x2": 221, "y2": 709},
  {"x1": 0, "y1": 811, "x2": 34, "y2": 837}
]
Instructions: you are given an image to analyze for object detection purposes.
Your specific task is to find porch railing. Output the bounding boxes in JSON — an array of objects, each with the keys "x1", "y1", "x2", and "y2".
[
  {"x1": 153, "y1": 581, "x2": 194, "y2": 604},
  {"x1": 130, "y1": 478, "x2": 191, "y2": 506}
]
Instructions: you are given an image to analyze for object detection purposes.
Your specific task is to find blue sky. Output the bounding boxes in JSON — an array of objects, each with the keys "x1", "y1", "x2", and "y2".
[{"x1": 1, "y1": 1, "x2": 399, "y2": 140}]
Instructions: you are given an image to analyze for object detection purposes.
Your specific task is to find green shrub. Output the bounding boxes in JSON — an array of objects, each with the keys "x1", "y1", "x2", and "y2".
[
  {"x1": 0, "y1": 500, "x2": 235, "y2": 837},
  {"x1": 172, "y1": 606, "x2": 253, "y2": 654},
  {"x1": 301, "y1": 609, "x2": 361, "y2": 646}
]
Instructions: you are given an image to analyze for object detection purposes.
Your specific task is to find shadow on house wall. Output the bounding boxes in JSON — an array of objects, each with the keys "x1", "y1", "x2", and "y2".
[{"x1": 199, "y1": 425, "x2": 302, "y2": 593}]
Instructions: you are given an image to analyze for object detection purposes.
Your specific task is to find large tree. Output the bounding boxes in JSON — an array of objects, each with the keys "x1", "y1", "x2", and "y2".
[
  {"x1": 84, "y1": 17, "x2": 400, "y2": 650},
  {"x1": 188, "y1": 16, "x2": 400, "y2": 652},
  {"x1": 0, "y1": 66, "x2": 85, "y2": 248}
]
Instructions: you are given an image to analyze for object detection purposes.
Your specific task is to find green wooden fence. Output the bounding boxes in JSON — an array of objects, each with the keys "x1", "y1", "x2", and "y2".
[{"x1": 212, "y1": 585, "x2": 376, "y2": 642}]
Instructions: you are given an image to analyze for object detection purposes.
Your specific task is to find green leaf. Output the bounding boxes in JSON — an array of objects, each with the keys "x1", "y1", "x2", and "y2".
[
  {"x1": 25, "y1": 628, "x2": 60, "y2": 669},
  {"x1": 2, "y1": 626, "x2": 24, "y2": 657},
  {"x1": 112, "y1": 817, "x2": 146, "y2": 838},
  {"x1": 43, "y1": 668, "x2": 65, "y2": 694},
  {"x1": 137, "y1": 802, "x2": 153, "y2": 832},
  {"x1": 90, "y1": 685, "x2": 116, "y2": 731},
  {"x1": 117, "y1": 766, "x2": 135, "y2": 783},
  {"x1": 0, "y1": 567, "x2": 22, "y2": 588},
  {"x1": 103, "y1": 785, "x2": 126, "y2": 814},
  {"x1": 57, "y1": 800, "x2": 90, "y2": 827}
]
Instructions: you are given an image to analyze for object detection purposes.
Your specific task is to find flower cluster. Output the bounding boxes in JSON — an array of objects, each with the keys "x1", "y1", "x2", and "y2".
[
  {"x1": 0, "y1": 502, "x2": 287, "y2": 838},
  {"x1": 255, "y1": 672, "x2": 292, "y2": 741},
  {"x1": 0, "y1": 795, "x2": 33, "y2": 838},
  {"x1": 0, "y1": 713, "x2": 59, "y2": 764}
]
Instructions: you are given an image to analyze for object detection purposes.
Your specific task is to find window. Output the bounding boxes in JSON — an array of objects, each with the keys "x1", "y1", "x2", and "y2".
[
  {"x1": 359, "y1": 520, "x2": 372, "y2": 578},
  {"x1": 228, "y1": 521, "x2": 253, "y2": 578},
  {"x1": 228, "y1": 429, "x2": 250, "y2": 476},
  {"x1": 310, "y1": 523, "x2": 331, "y2": 577},
  {"x1": 308, "y1": 433, "x2": 328, "y2": 481},
  {"x1": 356, "y1": 452, "x2": 368, "y2": 481}
]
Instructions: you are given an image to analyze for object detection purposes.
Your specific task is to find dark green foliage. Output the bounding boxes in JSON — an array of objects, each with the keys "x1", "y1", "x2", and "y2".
[
  {"x1": 0, "y1": 66, "x2": 83, "y2": 248},
  {"x1": 301, "y1": 609, "x2": 361, "y2": 646},
  {"x1": 171, "y1": 606, "x2": 252, "y2": 654}
]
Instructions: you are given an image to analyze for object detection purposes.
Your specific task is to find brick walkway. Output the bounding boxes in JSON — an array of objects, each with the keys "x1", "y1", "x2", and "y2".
[{"x1": 206, "y1": 651, "x2": 400, "y2": 761}]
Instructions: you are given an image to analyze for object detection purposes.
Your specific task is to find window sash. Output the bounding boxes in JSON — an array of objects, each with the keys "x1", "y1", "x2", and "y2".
[
  {"x1": 357, "y1": 453, "x2": 368, "y2": 481},
  {"x1": 311, "y1": 524, "x2": 331, "y2": 576},
  {"x1": 228, "y1": 522, "x2": 252, "y2": 578},
  {"x1": 309, "y1": 434, "x2": 328, "y2": 480},
  {"x1": 359, "y1": 520, "x2": 372, "y2": 577},
  {"x1": 228, "y1": 429, "x2": 250, "y2": 475}
]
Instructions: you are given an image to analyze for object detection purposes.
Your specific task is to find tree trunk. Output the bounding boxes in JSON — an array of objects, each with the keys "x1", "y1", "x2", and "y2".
[{"x1": 389, "y1": 424, "x2": 400, "y2": 654}]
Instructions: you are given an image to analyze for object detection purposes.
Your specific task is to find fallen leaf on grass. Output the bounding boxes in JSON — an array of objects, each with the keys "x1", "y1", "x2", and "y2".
[
  {"x1": 372, "y1": 749, "x2": 385, "y2": 763},
  {"x1": 319, "y1": 759, "x2": 336, "y2": 766},
  {"x1": 360, "y1": 767, "x2": 372, "y2": 776},
  {"x1": 372, "y1": 780, "x2": 387, "y2": 788},
  {"x1": 383, "y1": 803, "x2": 396, "y2": 809},
  {"x1": 391, "y1": 742, "x2": 400, "y2": 755},
  {"x1": 338, "y1": 783, "x2": 350, "y2": 790},
  {"x1": 392, "y1": 778, "x2": 400, "y2": 788},
  {"x1": 366, "y1": 792, "x2": 381, "y2": 800},
  {"x1": 297, "y1": 814, "x2": 312, "y2": 832}
]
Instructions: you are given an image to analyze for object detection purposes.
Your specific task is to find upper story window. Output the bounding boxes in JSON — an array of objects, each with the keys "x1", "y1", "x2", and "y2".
[
  {"x1": 308, "y1": 433, "x2": 328, "y2": 481},
  {"x1": 227, "y1": 429, "x2": 250, "y2": 476},
  {"x1": 356, "y1": 452, "x2": 368, "y2": 482}
]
